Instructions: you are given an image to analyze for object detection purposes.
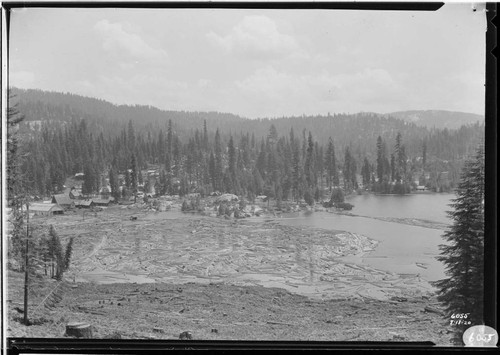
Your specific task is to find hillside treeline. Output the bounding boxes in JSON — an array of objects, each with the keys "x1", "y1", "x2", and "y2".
[{"x1": 9, "y1": 89, "x2": 484, "y2": 202}]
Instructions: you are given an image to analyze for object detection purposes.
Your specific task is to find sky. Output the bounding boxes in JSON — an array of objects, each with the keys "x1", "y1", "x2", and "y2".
[{"x1": 9, "y1": 3, "x2": 487, "y2": 119}]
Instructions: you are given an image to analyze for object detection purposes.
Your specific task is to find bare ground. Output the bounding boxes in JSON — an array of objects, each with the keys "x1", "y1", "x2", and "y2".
[
  {"x1": 5, "y1": 204, "x2": 456, "y2": 344},
  {"x1": 6, "y1": 271, "x2": 454, "y2": 344}
]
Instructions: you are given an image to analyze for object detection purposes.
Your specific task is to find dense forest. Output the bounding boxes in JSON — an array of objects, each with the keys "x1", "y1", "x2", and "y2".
[{"x1": 9, "y1": 88, "x2": 484, "y2": 204}]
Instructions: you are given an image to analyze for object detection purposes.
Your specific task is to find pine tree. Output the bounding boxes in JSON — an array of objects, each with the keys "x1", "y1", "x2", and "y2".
[
  {"x1": 434, "y1": 145, "x2": 484, "y2": 344},
  {"x1": 208, "y1": 152, "x2": 216, "y2": 191},
  {"x1": 47, "y1": 225, "x2": 63, "y2": 279},
  {"x1": 227, "y1": 136, "x2": 237, "y2": 192},
  {"x1": 167, "y1": 119, "x2": 173, "y2": 157},
  {"x1": 325, "y1": 137, "x2": 335, "y2": 191},
  {"x1": 292, "y1": 142, "x2": 301, "y2": 202},
  {"x1": 305, "y1": 132, "x2": 315, "y2": 188},
  {"x1": 267, "y1": 124, "x2": 278, "y2": 146},
  {"x1": 343, "y1": 147, "x2": 354, "y2": 191},
  {"x1": 130, "y1": 154, "x2": 138, "y2": 193},
  {"x1": 203, "y1": 119, "x2": 209, "y2": 150},
  {"x1": 108, "y1": 166, "x2": 120, "y2": 201},
  {"x1": 376, "y1": 136, "x2": 385, "y2": 183},
  {"x1": 422, "y1": 138, "x2": 427, "y2": 170},
  {"x1": 7, "y1": 93, "x2": 26, "y2": 204},
  {"x1": 63, "y1": 237, "x2": 74, "y2": 271},
  {"x1": 361, "y1": 157, "x2": 371, "y2": 187},
  {"x1": 256, "y1": 141, "x2": 267, "y2": 180},
  {"x1": 6, "y1": 93, "x2": 28, "y2": 270},
  {"x1": 394, "y1": 132, "x2": 402, "y2": 182},
  {"x1": 124, "y1": 170, "x2": 131, "y2": 189},
  {"x1": 214, "y1": 129, "x2": 223, "y2": 192},
  {"x1": 82, "y1": 162, "x2": 97, "y2": 195},
  {"x1": 390, "y1": 154, "x2": 396, "y2": 182},
  {"x1": 394, "y1": 132, "x2": 407, "y2": 185},
  {"x1": 127, "y1": 120, "x2": 136, "y2": 152}
]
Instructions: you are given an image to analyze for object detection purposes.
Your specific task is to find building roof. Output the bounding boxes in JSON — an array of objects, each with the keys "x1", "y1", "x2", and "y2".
[
  {"x1": 29, "y1": 203, "x2": 64, "y2": 213},
  {"x1": 74, "y1": 199, "x2": 94, "y2": 207},
  {"x1": 93, "y1": 198, "x2": 110, "y2": 205},
  {"x1": 52, "y1": 194, "x2": 74, "y2": 206},
  {"x1": 70, "y1": 189, "x2": 82, "y2": 198}
]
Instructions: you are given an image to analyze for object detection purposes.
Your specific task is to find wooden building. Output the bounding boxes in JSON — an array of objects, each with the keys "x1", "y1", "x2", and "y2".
[
  {"x1": 69, "y1": 189, "x2": 83, "y2": 199},
  {"x1": 74, "y1": 199, "x2": 94, "y2": 209},
  {"x1": 93, "y1": 198, "x2": 111, "y2": 207},
  {"x1": 29, "y1": 203, "x2": 64, "y2": 216},
  {"x1": 52, "y1": 194, "x2": 75, "y2": 210}
]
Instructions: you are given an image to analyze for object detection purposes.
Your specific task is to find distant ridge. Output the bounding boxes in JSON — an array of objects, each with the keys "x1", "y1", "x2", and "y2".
[
  {"x1": 10, "y1": 87, "x2": 485, "y2": 162},
  {"x1": 384, "y1": 110, "x2": 484, "y2": 130},
  {"x1": 11, "y1": 88, "x2": 483, "y2": 130},
  {"x1": 9, "y1": 87, "x2": 248, "y2": 131}
]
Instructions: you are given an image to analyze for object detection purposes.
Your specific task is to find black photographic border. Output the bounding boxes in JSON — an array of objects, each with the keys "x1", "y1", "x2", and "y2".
[{"x1": 1, "y1": 1, "x2": 497, "y2": 353}]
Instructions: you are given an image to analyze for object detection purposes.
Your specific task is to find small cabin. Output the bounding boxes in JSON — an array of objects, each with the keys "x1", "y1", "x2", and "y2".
[
  {"x1": 69, "y1": 189, "x2": 82, "y2": 199},
  {"x1": 52, "y1": 194, "x2": 75, "y2": 210},
  {"x1": 74, "y1": 199, "x2": 94, "y2": 209},
  {"x1": 93, "y1": 198, "x2": 111, "y2": 207},
  {"x1": 29, "y1": 203, "x2": 64, "y2": 216}
]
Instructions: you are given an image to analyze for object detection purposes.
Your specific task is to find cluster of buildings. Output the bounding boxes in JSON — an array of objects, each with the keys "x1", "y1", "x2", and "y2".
[{"x1": 26, "y1": 186, "x2": 114, "y2": 217}]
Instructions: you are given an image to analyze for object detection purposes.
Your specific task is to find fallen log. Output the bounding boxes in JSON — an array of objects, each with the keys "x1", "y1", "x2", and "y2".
[
  {"x1": 390, "y1": 296, "x2": 408, "y2": 302},
  {"x1": 424, "y1": 306, "x2": 443, "y2": 315},
  {"x1": 266, "y1": 321, "x2": 297, "y2": 326}
]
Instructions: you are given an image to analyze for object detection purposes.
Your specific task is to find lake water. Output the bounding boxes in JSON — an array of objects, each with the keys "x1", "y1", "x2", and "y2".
[
  {"x1": 278, "y1": 193, "x2": 454, "y2": 282},
  {"x1": 347, "y1": 193, "x2": 453, "y2": 224}
]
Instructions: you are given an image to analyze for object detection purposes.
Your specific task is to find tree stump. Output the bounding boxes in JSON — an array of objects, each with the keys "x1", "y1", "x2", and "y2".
[
  {"x1": 179, "y1": 331, "x2": 192, "y2": 340},
  {"x1": 65, "y1": 322, "x2": 93, "y2": 338}
]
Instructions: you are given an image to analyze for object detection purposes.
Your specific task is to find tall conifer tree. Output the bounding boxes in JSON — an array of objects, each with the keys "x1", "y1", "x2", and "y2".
[{"x1": 434, "y1": 145, "x2": 485, "y2": 343}]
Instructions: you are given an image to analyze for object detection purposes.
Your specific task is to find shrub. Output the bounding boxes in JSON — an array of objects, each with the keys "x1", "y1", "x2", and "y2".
[
  {"x1": 314, "y1": 187, "x2": 321, "y2": 201},
  {"x1": 197, "y1": 186, "x2": 206, "y2": 198},
  {"x1": 334, "y1": 202, "x2": 354, "y2": 210},
  {"x1": 330, "y1": 188, "x2": 344, "y2": 204},
  {"x1": 303, "y1": 189, "x2": 314, "y2": 206}
]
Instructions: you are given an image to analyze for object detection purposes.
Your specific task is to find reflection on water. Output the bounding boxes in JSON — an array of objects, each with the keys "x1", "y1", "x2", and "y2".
[
  {"x1": 279, "y1": 193, "x2": 453, "y2": 282},
  {"x1": 347, "y1": 193, "x2": 454, "y2": 224},
  {"x1": 74, "y1": 195, "x2": 453, "y2": 301}
]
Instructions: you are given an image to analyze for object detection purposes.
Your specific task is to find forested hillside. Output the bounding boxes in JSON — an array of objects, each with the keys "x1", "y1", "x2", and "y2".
[
  {"x1": 9, "y1": 88, "x2": 484, "y2": 202},
  {"x1": 386, "y1": 110, "x2": 484, "y2": 130}
]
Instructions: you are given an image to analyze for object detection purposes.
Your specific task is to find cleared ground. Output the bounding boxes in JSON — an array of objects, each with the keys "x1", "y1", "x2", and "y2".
[{"x1": 6, "y1": 204, "x2": 455, "y2": 344}]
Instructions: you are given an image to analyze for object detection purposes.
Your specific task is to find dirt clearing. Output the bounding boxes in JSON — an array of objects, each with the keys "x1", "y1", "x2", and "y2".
[{"x1": 6, "y1": 205, "x2": 454, "y2": 344}]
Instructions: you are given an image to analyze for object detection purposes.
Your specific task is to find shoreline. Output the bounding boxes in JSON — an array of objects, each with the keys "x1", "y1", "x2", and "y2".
[
  {"x1": 24, "y1": 205, "x2": 437, "y2": 302},
  {"x1": 6, "y1": 204, "x2": 452, "y2": 343}
]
